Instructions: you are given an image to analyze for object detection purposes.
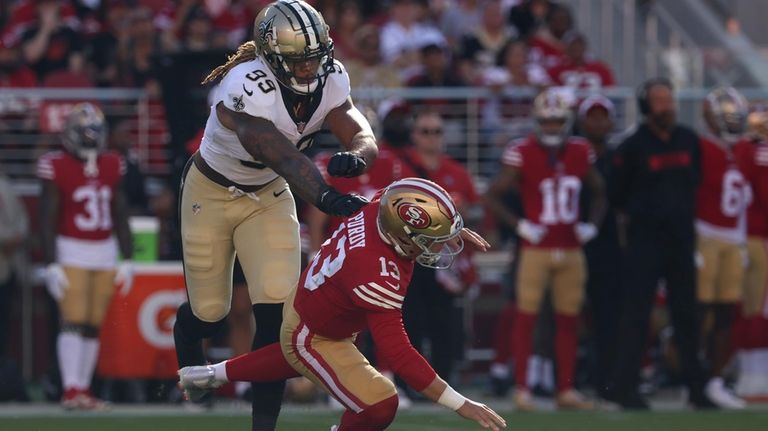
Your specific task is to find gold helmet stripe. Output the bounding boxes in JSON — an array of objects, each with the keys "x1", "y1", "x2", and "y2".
[
  {"x1": 293, "y1": 1, "x2": 321, "y2": 48},
  {"x1": 274, "y1": 1, "x2": 311, "y2": 49}
]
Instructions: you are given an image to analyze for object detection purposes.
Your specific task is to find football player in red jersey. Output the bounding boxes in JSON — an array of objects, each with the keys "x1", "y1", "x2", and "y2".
[
  {"x1": 696, "y1": 88, "x2": 751, "y2": 409},
  {"x1": 485, "y1": 89, "x2": 606, "y2": 411},
  {"x1": 178, "y1": 178, "x2": 506, "y2": 431},
  {"x1": 734, "y1": 108, "x2": 768, "y2": 397},
  {"x1": 36, "y1": 103, "x2": 134, "y2": 410}
]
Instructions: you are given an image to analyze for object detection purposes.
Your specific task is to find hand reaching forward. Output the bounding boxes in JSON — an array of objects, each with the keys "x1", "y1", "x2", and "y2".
[{"x1": 456, "y1": 399, "x2": 507, "y2": 430}]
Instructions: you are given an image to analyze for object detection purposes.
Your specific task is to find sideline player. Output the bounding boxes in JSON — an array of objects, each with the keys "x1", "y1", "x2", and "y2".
[
  {"x1": 37, "y1": 103, "x2": 134, "y2": 410},
  {"x1": 173, "y1": 1, "x2": 375, "y2": 429},
  {"x1": 178, "y1": 178, "x2": 506, "y2": 431},
  {"x1": 485, "y1": 89, "x2": 606, "y2": 411},
  {"x1": 696, "y1": 87, "x2": 751, "y2": 409}
]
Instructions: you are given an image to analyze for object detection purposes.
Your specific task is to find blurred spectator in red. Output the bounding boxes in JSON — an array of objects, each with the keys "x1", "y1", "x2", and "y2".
[
  {"x1": 0, "y1": 39, "x2": 36, "y2": 88},
  {"x1": 328, "y1": 0, "x2": 363, "y2": 62},
  {"x1": 116, "y1": 8, "x2": 161, "y2": 95},
  {"x1": 399, "y1": 109, "x2": 480, "y2": 388},
  {"x1": 431, "y1": 0, "x2": 483, "y2": 48},
  {"x1": 18, "y1": 0, "x2": 85, "y2": 82},
  {"x1": 2, "y1": 0, "x2": 79, "y2": 47},
  {"x1": 345, "y1": 24, "x2": 401, "y2": 89},
  {"x1": 548, "y1": 32, "x2": 615, "y2": 91},
  {"x1": 380, "y1": 0, "x2": 446, "y2": 79},
  {"x1": 528, "y1": 3, "x2": 572, "y2": 69},
  {"x1": 508, "y1": 0, "x2": 555, "y2": 40},
  {"x1": 458, "y1": 0, "x2": 517, "y2": 85}
]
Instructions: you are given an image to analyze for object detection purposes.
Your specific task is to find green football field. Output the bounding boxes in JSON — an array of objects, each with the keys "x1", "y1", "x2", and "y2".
[{"x1": 2, "y1": 409, "x2": 768, "y2": 431}]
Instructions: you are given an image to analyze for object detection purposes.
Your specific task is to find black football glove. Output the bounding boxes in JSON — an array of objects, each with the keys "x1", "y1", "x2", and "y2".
[
  {"x1": 327, "y1": 152, "x2": 367, "y2": 178},
  {"x1": 317, "y1": 188, "x2": 369, "y2": 217}
]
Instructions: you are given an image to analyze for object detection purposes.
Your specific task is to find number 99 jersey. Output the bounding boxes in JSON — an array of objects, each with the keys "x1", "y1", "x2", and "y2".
[
  {"x1": 501, "y1": 135, "x2": 595, "y2": 248},
  {"x1": 36, "y1": 150, "x2": 125, "y2": 241}
]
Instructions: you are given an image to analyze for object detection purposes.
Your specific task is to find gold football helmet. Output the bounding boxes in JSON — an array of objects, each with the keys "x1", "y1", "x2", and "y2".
[
  {"x1": 704, "y1": 87, "x2": 748, "y2": 144},
  {"x1": 378, "y1": 178, "x2": 464, "y2": 269},
  {"x1": 253, "y1": 0, "x2": 334, "y2": 94},
  {"x1": 62, "y1": 102, "x2": 107, "y2": 159},
  {"x1": 533, "y1": 89, "x2": 574, "y2": 148}
]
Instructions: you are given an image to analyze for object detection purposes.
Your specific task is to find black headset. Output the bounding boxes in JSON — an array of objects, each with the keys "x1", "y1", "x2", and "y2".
[{"x1": 637, "y1": 77, "x2": 674, "y2": 115}]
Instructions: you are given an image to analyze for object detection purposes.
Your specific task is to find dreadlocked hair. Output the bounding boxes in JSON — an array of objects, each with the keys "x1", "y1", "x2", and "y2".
[{"x1": 201, "y1": 41, "x2": 258, "y2": 85}]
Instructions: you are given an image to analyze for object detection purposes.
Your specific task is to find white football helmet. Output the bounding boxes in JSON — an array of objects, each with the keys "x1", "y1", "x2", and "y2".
[
  {"x1": 61, "y1": 102, "x2": 107, "y2": 159},
  {"x1": 378, "y1": 178, "x2": 464, "y2": 269},
  {"x1": 704, "y1": 87, "x2": 748, "y2": 144},
  {"x1": 533, "y1": 89, "x2": 574, "y2": 148}
]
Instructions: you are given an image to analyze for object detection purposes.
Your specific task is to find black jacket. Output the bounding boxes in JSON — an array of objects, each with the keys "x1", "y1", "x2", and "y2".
[{"x1": 608, "y1": 123, "x2": 701, "y2": 226}]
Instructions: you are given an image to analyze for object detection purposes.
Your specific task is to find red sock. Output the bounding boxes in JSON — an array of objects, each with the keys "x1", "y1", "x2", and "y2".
[
  {"x1": 225, "y1": 342, "x2": 301, "y2": 382},
  {"x1": 338, "y1": 394, "x2": 398, "y2": 431},
  {"x1": 492, "y1": 303, "x2": 516, "y2": 364},
  {"x1": 513, "y1": 310, "x2": 537, "y2": 389},
  {"x1": 554, "y1": 314, "x2": 579, "y2": 393}
]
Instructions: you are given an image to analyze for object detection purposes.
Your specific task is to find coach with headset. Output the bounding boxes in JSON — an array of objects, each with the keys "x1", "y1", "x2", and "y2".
[{"x1": 604, "y1": 78, "x2": 715, "y2": 409}]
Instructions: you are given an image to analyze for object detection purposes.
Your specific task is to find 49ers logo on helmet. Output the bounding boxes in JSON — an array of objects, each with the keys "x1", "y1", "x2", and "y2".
[{"x1": 398, "y1": 203, "x2": 431, "y2": 229}]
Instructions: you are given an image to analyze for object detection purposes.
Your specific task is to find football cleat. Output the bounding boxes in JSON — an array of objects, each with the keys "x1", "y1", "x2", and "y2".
[
  {"x1": 178, "y1": 365, "x2": 224, "y2": 401},
  {"x1": 705, "y1": 377, "x2": 746, "y2": 410},
  {"x1": 513, "y1": 388, "x2": 536, "y2": 412},
  {"x1": 556, "y1": 389, "x2": 595, "y2": 410}
]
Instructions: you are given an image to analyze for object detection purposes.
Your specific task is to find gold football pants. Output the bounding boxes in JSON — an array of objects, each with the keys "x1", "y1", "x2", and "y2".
[
  {"x1": 180, "y1": 163, "x2": 300, "y2": 322},
  {"x1": 516, "y1": 247, "x2": 586, "y2": 315}
]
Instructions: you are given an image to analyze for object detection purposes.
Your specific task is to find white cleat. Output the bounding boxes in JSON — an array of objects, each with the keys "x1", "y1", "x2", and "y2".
[
  {"x1": 706, "y1": 377, "x2": 747, "y2": 410},
  {"x1": 178, "y1": 366, "x2": 224, "y2": 401}
]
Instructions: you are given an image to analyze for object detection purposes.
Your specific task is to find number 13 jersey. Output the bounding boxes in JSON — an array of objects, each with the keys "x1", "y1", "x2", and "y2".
[
  {"x1": 501, "y1": 135, "x2": 595, "y2": 248},
  {"x1": 36, "y1": 150, "x2": 125, "y2": 269},
  {"x1": 200, "y1": 56, "x2": 351, "y2": 186}
]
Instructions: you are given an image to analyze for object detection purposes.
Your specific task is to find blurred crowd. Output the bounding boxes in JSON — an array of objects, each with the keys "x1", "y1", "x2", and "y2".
[{"x1": 2, "y1": 0, "x2": 767, "y2": 415}]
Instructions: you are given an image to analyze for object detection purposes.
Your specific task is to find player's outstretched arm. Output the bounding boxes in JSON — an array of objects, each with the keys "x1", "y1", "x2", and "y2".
[
  {"x1": 324, "y1": 97, "x2": 378, "y2": 178},
  {"x1": 218, "y1": 103, "x2": 366, "y2": 216},
  {"x1": 421, "y1": 376, "x2": 507, "y2": 430}
]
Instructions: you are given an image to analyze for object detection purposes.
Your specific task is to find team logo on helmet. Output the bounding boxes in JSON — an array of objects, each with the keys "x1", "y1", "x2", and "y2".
[
  {"x1": 398, "y1": 203, "x2": 431, "y2": 229},
  {"x1": 257, "y1": 15, "x2": 275, "y2": 48}
]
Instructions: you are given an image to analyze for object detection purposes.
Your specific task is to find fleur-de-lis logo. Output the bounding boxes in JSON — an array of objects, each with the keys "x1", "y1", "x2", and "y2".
[
  {"x1": 258, "y1": 15, "x2": 276, "y2": 48},
  {"x1": 232, "y1": 95, "x2": 245, "y2": 112}
]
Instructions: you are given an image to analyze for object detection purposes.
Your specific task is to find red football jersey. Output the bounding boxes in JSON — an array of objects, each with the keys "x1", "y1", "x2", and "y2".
[
  {"x1": 294, "y1": 199, "x2": 437, "y2": 391},
  {"x1": 734, "y1": 140, "x2": 768, "y2": 238},
  {"x1": 547, "y1": 61, "x2": 616, "y2": 90},
  {"x1": 36, "y1": 151, "x2": 125, "y2": 240},
  {"x1": 501, "y1": 135, "x2": 595, "y2": 248},
  {"x1": 695, "y1": 137, "x2": 750, "y2": 240}
]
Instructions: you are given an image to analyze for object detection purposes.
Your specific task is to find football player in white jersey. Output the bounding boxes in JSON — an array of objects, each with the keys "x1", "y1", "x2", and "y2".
[{"x1": 173, "y1": 1, "x2": 377, "y2": 429}]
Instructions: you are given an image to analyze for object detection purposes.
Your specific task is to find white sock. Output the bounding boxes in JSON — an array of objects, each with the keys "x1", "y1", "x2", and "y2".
[
  {"x1": 527, "y1": 355, "x2": 541, "y2": 388},
  {"x1": 79, "y1": 337, "x2": 100, "y2": 391},
  {"x1": 490, "y1": 363, "x2": 510, "y2": 379},
  {"x1": 542, "y1": 359, "x2": 555, "y2": 392},
  {"x1": 57, "y1": 332, "x2": 84, "y2": 391},
  {"x1": 213, "y1": 361, "x2": 229, "y2": 381}
]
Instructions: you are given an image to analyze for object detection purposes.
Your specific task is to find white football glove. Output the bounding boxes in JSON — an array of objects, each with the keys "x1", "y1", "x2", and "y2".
[
  {"x1": 575, "y1": 222, "x2": 598, "y2": 244},
  {"x1": 45, "y1": 263, "x2": 69, "y2": 301},
  {"x1": 516, "y1": 219, "x2": 547, "y2": 244},
  {"x1": 115, "y1": 261, "x2": 135, "y2": 295}
]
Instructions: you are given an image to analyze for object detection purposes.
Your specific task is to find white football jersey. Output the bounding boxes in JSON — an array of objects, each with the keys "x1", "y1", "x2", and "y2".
[{"x1": 199, "y1": 56, "x2": 351, "y2": 186}]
